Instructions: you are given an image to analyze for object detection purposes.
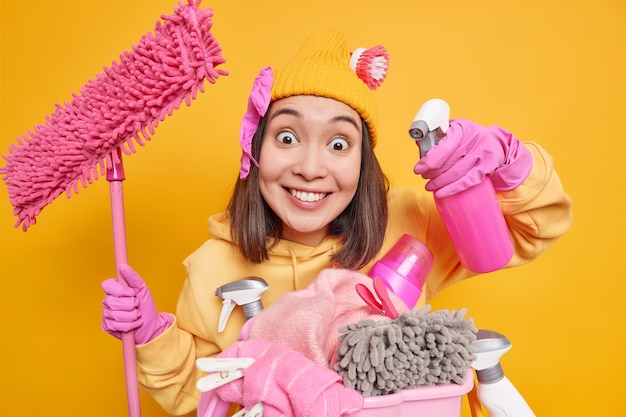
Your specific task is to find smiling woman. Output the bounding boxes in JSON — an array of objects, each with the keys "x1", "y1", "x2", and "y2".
[
  {"x1": 95, "y1": 28, "x2": 572, "y2": 415},
  {"x1": 2, "y1": 1, "x2": 623, "y2": 416},
  {"x1": 228, "y1": 37, "x2": 391, "y2": 269}
]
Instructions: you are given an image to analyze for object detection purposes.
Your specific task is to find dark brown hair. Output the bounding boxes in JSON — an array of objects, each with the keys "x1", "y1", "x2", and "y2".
[{"x1": 227, "y1": 109, "x2": 389, "y2": 269}]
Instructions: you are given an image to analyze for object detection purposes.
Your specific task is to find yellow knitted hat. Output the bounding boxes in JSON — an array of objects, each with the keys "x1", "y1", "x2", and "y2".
[{"x1": 271, "y1": 29, "x2": 388, "y2": 147}]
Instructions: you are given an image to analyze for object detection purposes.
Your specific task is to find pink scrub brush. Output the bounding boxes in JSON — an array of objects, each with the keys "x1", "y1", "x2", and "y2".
[
  {"x1": 0, "y1": 1, "x2": 227, "y2": 416},
  {"x1": 349, "y1": 45, "x2": 389, "y2": 90}
]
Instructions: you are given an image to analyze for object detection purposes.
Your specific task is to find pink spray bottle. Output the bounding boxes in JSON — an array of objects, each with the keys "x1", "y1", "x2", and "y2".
[{"x1": 408, "y1": 98, "x2": 513, "y2": 273}]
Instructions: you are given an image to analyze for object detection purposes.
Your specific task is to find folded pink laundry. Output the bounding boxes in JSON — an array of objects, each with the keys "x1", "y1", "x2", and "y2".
[
  {"x1": 215, "y1": 339, "x2": 364, "y2": 417},
  {"x1": 248, "y1": 268, "x2": 410, "y2": 367}
]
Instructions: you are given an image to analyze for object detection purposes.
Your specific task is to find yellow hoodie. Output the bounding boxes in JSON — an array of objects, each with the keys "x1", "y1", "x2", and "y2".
[{"x1": 135, "y1": 142, "x2": 572, "y2": 415}]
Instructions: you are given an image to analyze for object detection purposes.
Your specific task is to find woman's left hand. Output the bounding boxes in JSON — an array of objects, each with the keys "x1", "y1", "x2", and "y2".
[{"x1": 413, "y1": 118, "x2": 533, "y2": 198}]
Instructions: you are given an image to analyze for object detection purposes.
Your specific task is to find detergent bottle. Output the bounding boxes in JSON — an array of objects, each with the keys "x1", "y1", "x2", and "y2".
[{"x1": 369, "y1": 234, "x2": 434, "y2": 308}]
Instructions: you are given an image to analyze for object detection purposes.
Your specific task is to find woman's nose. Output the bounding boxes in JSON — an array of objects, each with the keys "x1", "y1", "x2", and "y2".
[{"x1": 293, "y1": 146, "x2": 328, "y2": 180}]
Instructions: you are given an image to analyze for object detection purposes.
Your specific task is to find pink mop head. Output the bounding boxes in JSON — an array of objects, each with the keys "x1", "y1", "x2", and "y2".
[{"x1": 0, "y1": 0, "x2": 227, "y2": 231}]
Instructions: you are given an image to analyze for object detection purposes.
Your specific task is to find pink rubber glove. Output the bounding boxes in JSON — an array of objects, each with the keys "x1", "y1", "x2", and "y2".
[
  {"x1": 101, "y1": 264, "x2": 173, "y2": 345},
  {"x1": 413, "y1": 118, "x2": 533, "y2": 198},
  {"x1": 216, "y1": 339, "x2": 364, "y2": 417}
]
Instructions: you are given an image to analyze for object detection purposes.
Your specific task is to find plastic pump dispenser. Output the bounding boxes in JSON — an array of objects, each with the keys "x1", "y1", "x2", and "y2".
[
  {"x1": 369, "y1": 234, "x2": 434, "y2": 308},
  {"x1": 409, "y1": 98, "x2": 514, "y2": 273},
  {"x1": 472, "y1": 330, "x2": 535, "y2": 417},
  {"x1": 215, "y1": 277, "x2": 269, "y2": 333}
]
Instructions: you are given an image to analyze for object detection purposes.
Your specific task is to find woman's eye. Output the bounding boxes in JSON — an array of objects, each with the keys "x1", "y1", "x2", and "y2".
[
  {"x1": 329, "y1": 137, "x2": 349, "y2": 151},
  {"x1": 277, "y1": 131, "x2": 298, "y2": 145}
]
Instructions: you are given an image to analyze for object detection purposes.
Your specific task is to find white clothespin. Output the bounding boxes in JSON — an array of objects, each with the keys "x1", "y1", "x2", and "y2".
[
  {"x1": 195, "y1": 357, "x2": 255, "y2": 393},
  {"x1": 232, "y1": 402, "x2": 264, "y2": 417},
  {"x1": 196, "y1": 357, "x2": 254, "y2": 373}
]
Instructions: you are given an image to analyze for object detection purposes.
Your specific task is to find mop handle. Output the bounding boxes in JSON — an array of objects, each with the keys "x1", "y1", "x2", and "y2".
[{"x1": 107, "y1": 149, "x2": 142, "y2": 417}]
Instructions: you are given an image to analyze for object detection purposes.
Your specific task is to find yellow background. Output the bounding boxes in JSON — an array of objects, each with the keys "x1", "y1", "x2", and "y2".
[{"x1": 1, "y1": 0, "x2": 624, "y2": 416}]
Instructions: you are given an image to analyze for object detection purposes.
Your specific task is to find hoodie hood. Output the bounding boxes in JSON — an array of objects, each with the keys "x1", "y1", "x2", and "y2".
[{"x1": 206, "y1": 212, "x2": 343, "y2": 290}]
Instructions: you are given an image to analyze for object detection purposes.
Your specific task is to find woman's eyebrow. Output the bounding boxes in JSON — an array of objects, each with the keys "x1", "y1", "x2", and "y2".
[
  {"x1": 330, "y1": 115, "x2": 360, "y2": 131},
  {"x1": 269, "y1": 107, "x2": 302, "y2": 121},
  {"x1": 269, "y1": 107, "x2": 360, "y2": 131}
]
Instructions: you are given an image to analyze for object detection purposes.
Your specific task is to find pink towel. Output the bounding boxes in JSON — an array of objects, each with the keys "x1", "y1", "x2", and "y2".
[
  {"x1": 249, "y1": 268, "x2": 409, "y2": 368},
  {"x1": 216, "y1": 339, "x2": 364, "y2": 417}
]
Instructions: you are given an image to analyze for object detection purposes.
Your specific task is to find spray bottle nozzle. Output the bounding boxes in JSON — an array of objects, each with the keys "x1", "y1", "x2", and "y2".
[
  {"x1": 472, "y1": 329, "x2": 513, "y2": 383},
  {"x1": 215, "y1": 277, "x2": 269, "y2": 333},
  {"x1": 408, "y1": 98, "x2": 450, "y2": 157}
]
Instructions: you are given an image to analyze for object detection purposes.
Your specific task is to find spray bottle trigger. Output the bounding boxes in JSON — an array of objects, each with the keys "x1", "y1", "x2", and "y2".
[{"x1": 218, "y1": 299, "x2": 236, "y2": 333}]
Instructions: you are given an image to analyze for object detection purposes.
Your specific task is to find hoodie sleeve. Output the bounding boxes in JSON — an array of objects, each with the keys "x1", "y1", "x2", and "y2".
[
  {"x1": 498, "y1": 142, "x2": 573, "y2": 264},
  {"x1": 133, "y1": 239, "x2": 249, "y2": 415}
]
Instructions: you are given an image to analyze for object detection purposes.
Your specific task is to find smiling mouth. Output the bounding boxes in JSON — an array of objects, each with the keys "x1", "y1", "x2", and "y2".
[{"x1": 289, "y1": 189, "x2": 328, "y2": 202}]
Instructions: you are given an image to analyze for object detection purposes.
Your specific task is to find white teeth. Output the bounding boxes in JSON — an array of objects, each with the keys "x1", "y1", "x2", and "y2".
[{"x1": 290, "y1": 189, "x2": 327, "y2": 202}]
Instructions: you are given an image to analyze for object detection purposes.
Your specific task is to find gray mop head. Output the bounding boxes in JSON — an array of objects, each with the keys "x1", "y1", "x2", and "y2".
[{"x1": 334, "y1": 305, "x2": 477, "y2": 397}]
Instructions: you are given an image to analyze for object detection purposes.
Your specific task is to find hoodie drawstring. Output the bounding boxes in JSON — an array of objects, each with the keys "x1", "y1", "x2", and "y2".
[{"x1": 287, "y1": 246, "x2": 300, "y2": 291}]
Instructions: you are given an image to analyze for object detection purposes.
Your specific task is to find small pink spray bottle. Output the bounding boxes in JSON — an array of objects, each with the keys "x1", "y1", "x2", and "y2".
[{"x1": 408, "y1": 99, "x2": 513, "y2": 273}]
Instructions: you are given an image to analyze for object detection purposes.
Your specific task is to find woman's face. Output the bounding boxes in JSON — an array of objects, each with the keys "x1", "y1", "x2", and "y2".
[{"x1": 259, "y1": 95, "x2": 363, "y2": 246}]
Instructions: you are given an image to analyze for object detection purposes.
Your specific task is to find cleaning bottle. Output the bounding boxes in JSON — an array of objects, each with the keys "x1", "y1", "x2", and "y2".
[
  {"x1": 408, "y1": 98, "x2": 513, "y2": 273},
  {"x1": 369, "y1": 234, "x2": 434, "y2": 308},
  {"x1": 472, "y1": 330, "x2": 536, "y2": 417}
]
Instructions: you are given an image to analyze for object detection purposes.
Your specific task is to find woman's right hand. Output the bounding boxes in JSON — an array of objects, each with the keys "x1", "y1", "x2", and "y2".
[{"x1": 101, "y1": 264, "x2": 173, "y2": 345}]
